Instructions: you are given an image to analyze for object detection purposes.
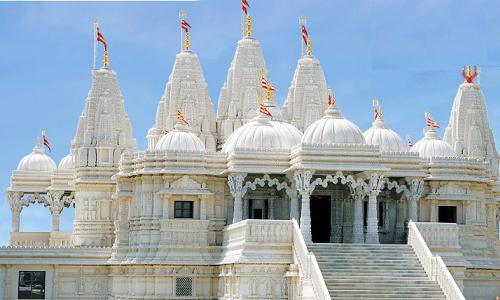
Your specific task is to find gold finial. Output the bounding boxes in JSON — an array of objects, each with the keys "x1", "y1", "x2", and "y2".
[
  {"x1": 103, "y1": 49, "x2": 109, "y2": 68},
  {"x1": 246, "y1": 15, "x2": 252, "y2": 38},
  {"x1": 306, "y1": 37, "x2": 312, "y2": 56},
  {"x1": 185, "y1": 31, "x2": 190, "y2": 51}
]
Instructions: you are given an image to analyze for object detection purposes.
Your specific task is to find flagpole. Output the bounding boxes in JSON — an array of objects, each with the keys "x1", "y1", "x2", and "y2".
[
  {"x1": 93, "y1": 19, "x2": 98, "y2": 70},
  {"x1": 179, "y1": 11, "x2": 186, "y2": 52},
  {"x1": 242, "y1": 10, "x2": 245, "y2": 39}
]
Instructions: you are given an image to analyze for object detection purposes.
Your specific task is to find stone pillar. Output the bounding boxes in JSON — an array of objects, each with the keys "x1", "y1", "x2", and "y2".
[
  {"x1": 227, "y1": 173, "x2": 247, "y2": 224},
  {"x1": 7, "y1": 192, "x2": 23, "y2": 233},
  {"x1": 51, "y1": 210, "x2": 61, "y2": 232},
  {"x1": 300, "y1": 192, "x2": 312, "y2": 243},
  {"x1": 293, "y1": 170, "x2": 314, "y2": 243},
  {"x1": 407, "y1": 178, "x2": 424, "y2": 222},
  {"x1": 366, "y1": 174, "x2": 384, "y2": 244},
  {"x1": 243, "y1": 198, "x2": 249, "y2": 220},
  {"x1": 289, "y1": 192, "x2": 299, "y2": 221},
  {"x1": 47, "y1": 191, "x2": 65, "y2": 232},
  {"x1": 269, "y1": 198, "x2": 275, "y2": 219},
  {"x1": 395, "y1": 195, "x2": 407, "y2": 243},
  {"x1": 342, "y1": 198, "x2": 352, "y2": 243},
  {"x1": 351, "y1": 186, "x2": 365, "y2": 243},
  {"x1": 200, "y1": 195, "x2": 207, "y2": 220}
]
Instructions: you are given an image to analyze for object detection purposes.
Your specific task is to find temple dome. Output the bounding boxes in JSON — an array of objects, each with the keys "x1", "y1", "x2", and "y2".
[
  {"x1": 155, "y1": 122, "x2": 206, "y2": 152},
  {"x1": 410, "y1": 128, "x2": 456, "y2": 158},
  {"x1": 17, "y1": 139, "x2": 57, "y2": 172},
  {"x1": 222, "y1": 114, "x2": 303, "y2": 153},
  {"x1": 364, "y1": 118, "x2": 406, "y2": 152},
  {"x1": 302, "y1": 106, "x2": 365, "y2": 145},
  {"x1": 58, "y1": 153, "x2": 75, "y2": 170}
]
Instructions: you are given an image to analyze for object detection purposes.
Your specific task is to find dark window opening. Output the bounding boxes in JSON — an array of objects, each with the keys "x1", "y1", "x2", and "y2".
[
  {"x1": 18, "y1": 271, "x2": 45, "y2": 299},
  {"x1": 174, "y1": 201, "x2": 193, "y2": 218},
  {"x1": 175, "y1": 277, "x2": 193, "y2": 296},
  {"x1": 249, "y1": 199, "x2": 268, "y2": 219},
  {"x1": 363, "y1": 201, "x2": 367, "y2": 227},
  {"x1": 438, "y1": 206, "x2": 457, "y2": 223}
]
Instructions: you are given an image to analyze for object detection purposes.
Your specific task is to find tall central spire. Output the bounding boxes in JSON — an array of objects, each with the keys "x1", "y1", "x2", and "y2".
[{"x1": 216, "y1": 2, "x2": 269, "y2": 146}]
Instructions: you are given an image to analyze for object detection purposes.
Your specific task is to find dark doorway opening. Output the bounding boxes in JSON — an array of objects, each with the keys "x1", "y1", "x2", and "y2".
[
  {"x1": 310, "y1": 196, "x2": 331, "y2": 243},
  {"x1": 438, "y1": 206, "x2": 457, "y2": 223}
]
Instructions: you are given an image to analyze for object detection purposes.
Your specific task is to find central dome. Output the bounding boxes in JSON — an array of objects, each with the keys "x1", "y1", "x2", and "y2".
[
  {"x1": 364, "y1": 118, "x2": 406, "y2": 152},
  {"x1": 156, "y1": 122, "x2": 206, "y2": 152},
  {"x1": 222, "y1": 114, "x2": 303, "y2": 153},
  {"x1": 302, "y1": 106, "x2": 365, "y2": 145},
  {"x1": 410, "y1": 128, "x2": 456, "y2": 158}
]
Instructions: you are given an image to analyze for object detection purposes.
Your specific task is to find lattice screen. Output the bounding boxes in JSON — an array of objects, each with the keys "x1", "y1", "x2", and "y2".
[{"x1": 176, "y1": 277, "x2": 193, "y2": 296}]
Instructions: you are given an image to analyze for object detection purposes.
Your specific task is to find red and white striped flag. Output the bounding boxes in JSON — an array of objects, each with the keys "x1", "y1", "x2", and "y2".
[
  {"x1": 181, "y1": 19, "x2": 191, "y2": 32},
  {"x1": 259, "y1": 103, "x2": 273, "y2": 118},
  {"x1": 261, "y1": 77, "x2": 276, "y2": 91},
  {"x1": 301, "y1": 25, "x2": 308, "y2": 45},
  {"x1": 242, "y1": 0, "x2": 250, "y2": 14},
  {"x1": 425, "y1": 112, "x2": 440, "y2": 128},
  {"x1": 407, "y1": 135, "x2": 414, "y2": 149},
  {"x1": 42, "y1": 130, "x2": 51, "y2": 152},
  {"x1": 97, "y1": 28, "x2": 107, "y2": 51},
  {"x1": 328, "y1": 94, "x2": 335, "y2": 107},
  {"x1": 177, "y1": 110, "x2": 189, "y2": 125}
]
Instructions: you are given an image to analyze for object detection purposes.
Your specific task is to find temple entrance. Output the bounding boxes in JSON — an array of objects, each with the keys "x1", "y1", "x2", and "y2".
[
  {"x1": 310, "y1": 196, "x2": 331, "y2": 243},
  {"x1": 438, "y1": 206, "x2": 457, "y2": 223}
]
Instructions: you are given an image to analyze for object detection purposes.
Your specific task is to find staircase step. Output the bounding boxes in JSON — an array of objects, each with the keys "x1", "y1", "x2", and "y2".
[{"x1": 309, "y1": 243, "x2": 447, "y2": 300}]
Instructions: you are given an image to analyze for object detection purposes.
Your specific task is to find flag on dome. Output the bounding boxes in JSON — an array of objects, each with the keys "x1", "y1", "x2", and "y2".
[
  {"x1": 261, "y1": 77, "x2": 276, "y2": 91},
  {"x1": 425, "y1": 112, "x2": 440, "y2": 128},
  {"x1": 406, "y1": 135, "x2": 414, "y2": 149},
  {"x1": 97, "y1": 28, "x2": 107, "y2": 50},
  {"x1": 42, "y1": 129, "x2": 51, "y2": 152},
  {"x1": 372, "y1": 98, "x2": 381, "y2": 120},
  {"x1": 301, "y1": 25, "x2": 308, "y2": 45},
  {"x1": 328, "y1": 94, "x2": 335, "y2": 107},
  {"x1": 177, "y1": 110, "x2": 189, "y2": 125},
  {"x1": 259, "y1": 103, "x2": 273, "y2": 118},
  {"x1": 181, "y1": 19, "x2": 191, "y2": 32},
  {"x1": 242, "y1": 0, "x2": 250, "y2": 14}
]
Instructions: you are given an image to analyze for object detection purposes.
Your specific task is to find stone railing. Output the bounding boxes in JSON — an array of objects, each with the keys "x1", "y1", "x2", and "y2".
[
  {"x1": 10, "y1": 232, "x2": 73, "y2": 248},
  {"x1": 408, "y1": 221, "x2": 465, "y2": 300},
  {"x1": 415, "y1": 222, "x2": 460, "y2": 249},
  {"x1": 223, "y1": 219, "x2": 293, "y2": 245},
  {"x1": 292, "y1": 220, "x2": 330, "y2": 300},
  {"x1": 160, "y1": 219, "x2": 212, "y2": 247}
]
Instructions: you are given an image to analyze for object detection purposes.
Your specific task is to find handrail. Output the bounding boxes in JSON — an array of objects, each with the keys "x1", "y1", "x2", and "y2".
[
  {"x1": 408, "y1": 221, "x2": 465, "y2": 300},
  {"x1": 292, "y1": 220, "x2": 330, "y2": 300}
]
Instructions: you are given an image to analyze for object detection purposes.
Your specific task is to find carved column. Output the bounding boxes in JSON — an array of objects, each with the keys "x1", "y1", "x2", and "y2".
[
  {"x1": 406, "y1": 178, "x2": 424, "y2": 222},
  {"x1": 7, "y1": 192, "x2": 23, "y2": 232},
  {"x1": 366, "y1": 174, "x2": 384, "y2": 244},
  {"x1": 269, "y1": 197, "x2": 275, "y2": 219},
  {"x1": 200, "y1": 195, "x2": 207, "y2": 220},
  {"x1": 286, "y1": 176, "x2": 300, "y2": 221},
  {"x1": 395, "y1": 194, "x2": 407, "y2": 243},
  {"x1": 351, "y1": 186, "x2": 365, "y2": 243},
  {"x1": 227, "y1": 173, "x2": 247, "y2": 224},
  {"x1": 47, "y1": 191, "x2": 65, "y2": 232},
  {"x1": 293, "y1": 170, "x2": 314, "y2": 243},
  {"x1": 243, "y1": 198, "x2": 249, "y2": 220}
]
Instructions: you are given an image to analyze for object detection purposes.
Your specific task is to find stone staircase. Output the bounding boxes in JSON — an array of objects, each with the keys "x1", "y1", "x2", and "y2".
[{"x1": 309, "y1": 243, "x2": 448, "y2": 300}]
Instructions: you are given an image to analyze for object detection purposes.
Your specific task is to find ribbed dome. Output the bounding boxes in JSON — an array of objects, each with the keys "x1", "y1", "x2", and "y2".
[
  {"x1": 410, "y1": 128, "x2": 456, "y2": 158},
  {"x1": 58, "y1": 153, "x2": 75, "y2": 170},
  {"x1": 17, "y1": 138, "x2": 57, "y2": 172},
  {"x1": 222, "y1": 114, "x2": 303, "y2": 153},
  {"x1": 155, "y1": 122, "x2": 206, "y2": 152},
  {"x1": 302, "y1": 106, "x2": 365, "y2": 145},
  {"x1": 364, "y1": 118, "x2": 406, "y2": 152}
]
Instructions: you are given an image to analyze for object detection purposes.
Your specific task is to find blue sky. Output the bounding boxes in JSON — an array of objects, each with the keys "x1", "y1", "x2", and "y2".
[{"x1": 1, "y1": 0, "x2": 499, "y2": 245}]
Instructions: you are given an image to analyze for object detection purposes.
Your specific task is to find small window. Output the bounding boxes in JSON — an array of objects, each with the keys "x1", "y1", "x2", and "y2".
[
  {"x1": 176, "y1": 277, "x2": 193, "y2": 296},
  {"x1": 174, "y1": 201, "x2": 193, "y2": 218},
  {"x1": 18, "y1": 271, "x2": 46, "y2": 299},
  {"x1": 438, "y1": 206, "x2": 457, "y2": 223}
]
